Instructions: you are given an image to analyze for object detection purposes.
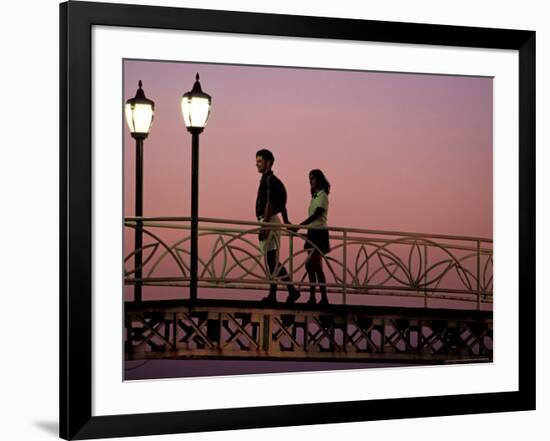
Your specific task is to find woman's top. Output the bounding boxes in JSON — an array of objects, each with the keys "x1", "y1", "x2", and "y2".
[{"x1": 307, "y1": 189, "x2": 329, "y2": 227}]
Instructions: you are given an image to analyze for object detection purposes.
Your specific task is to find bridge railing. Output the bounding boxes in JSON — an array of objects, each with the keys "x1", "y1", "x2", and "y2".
[{"x1": 124, "y1": 217, "x2": 492, "y2": 308}]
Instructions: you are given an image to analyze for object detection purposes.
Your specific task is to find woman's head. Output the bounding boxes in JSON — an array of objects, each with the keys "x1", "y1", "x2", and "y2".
[{"x1": 309, "y1": 169, "x2": 330, "y2": 196}]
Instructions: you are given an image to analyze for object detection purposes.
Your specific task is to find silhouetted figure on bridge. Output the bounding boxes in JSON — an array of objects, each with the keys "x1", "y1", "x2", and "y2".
[
  {"x1": 255, "y1": 149, "x2": 300, "y2": 305},
  {"x1": 294, "y1": 169, "x2": 331, "y2": 305}
]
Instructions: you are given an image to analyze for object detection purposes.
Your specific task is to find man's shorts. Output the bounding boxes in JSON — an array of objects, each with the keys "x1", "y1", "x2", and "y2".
[{"x1": 258, "y1": 214, "x2": 281, "y2": 254}]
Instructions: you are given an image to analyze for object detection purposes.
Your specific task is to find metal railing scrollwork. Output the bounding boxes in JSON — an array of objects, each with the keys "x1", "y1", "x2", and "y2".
[{"x1": 124, "y1": 217, "x2": 493, "y2": 309}]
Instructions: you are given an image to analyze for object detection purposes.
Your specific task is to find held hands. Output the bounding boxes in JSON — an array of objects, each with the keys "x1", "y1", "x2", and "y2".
[
  {"x1": 258, "y1": 219, "x2": 300, "y2": 241},
  {"x1": 282, "y1": 213, "x2": 298, "y2": 233},
  {"x1": 287, "y1": 223, "x2": 301, "y2": 233}
]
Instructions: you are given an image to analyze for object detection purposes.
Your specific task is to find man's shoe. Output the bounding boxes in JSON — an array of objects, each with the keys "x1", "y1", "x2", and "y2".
[
  {"x1": 318, "y1": 296, "x2": 329, "y2": 306},
  {"x1": 260, "y1": 296, "x2": 277, "y2": 305}
]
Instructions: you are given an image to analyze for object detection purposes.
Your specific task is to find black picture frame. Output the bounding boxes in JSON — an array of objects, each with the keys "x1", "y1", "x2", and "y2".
[{"x1": 60, "y1": 1, "x2": 536, "y2": 439}]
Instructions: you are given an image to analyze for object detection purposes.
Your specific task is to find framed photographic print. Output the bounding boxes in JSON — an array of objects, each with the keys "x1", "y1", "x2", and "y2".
[{"x1": 60, "y1": 1, "x2": 535, "y2": 439}]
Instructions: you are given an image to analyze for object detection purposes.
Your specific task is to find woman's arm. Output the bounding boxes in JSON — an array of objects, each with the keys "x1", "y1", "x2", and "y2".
[{"x1": 299, "y1": 207, "x2": 325, "y2": 226}]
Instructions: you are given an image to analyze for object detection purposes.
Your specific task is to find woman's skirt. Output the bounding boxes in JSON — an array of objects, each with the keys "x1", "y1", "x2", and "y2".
[{"x1": 304, "y1": 228, "x2": 330, "y2": 254}]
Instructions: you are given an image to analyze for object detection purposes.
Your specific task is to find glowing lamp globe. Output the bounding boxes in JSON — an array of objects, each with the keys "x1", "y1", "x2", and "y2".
[
  {"x1": 181, "y1": 73, "x2": 212, "y2": 134},
  {"x1": 125, "y1": 80, "x2": 155, "y2": 139}
]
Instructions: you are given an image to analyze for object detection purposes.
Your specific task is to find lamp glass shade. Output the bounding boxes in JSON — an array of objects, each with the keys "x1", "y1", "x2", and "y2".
[
  {"x1": 181, "y1": 95, "x2": 211, "y2": 129},
  {"x1": 125, "y1": 102, "x2": 154, "y2": 136}
]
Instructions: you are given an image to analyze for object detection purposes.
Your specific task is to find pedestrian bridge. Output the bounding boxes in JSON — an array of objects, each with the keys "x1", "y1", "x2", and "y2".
[{"x1": 124, "y1": 217, "x2": 493, "y2": 363}]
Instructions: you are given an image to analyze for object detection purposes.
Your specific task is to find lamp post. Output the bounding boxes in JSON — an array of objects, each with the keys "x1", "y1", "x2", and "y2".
[
  {"x1": 125, "y1": 80, "x2": 155, "y2": 303},
  {"x1": 181, "y1": 73, "x2": 212, "y2": 304}
]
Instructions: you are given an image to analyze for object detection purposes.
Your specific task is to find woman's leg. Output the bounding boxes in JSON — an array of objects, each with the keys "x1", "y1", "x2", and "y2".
[
  {"x1": 305, "y1": 252, "x2": 317, "y2": 304},
  {"x1": 312, "y1": 253, "x2": 328, "y2": 305}
]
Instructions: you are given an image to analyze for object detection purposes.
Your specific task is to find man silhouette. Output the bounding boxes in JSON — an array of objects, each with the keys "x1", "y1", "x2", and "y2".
[{"x1": 255, "y1": 149, "x2": 300, "y2": 304}]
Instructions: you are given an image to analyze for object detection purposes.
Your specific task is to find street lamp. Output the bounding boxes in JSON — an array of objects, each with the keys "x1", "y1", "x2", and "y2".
[
  {"x1": 125, "y1": 80, "x2": 155, "y2": 303},
  {"x1": 181, "y1": 73, "x2": 212, "y2": 303}
]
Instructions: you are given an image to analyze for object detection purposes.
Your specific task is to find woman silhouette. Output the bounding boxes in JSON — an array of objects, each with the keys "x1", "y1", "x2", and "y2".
[{"x1": 295, "y1": 169, "x2": 331, "y2": 305}]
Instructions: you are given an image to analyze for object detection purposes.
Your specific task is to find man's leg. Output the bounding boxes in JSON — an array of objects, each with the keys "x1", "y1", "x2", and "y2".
[
  {"x1": 265, "y1": 249, "x2": 279, "y2": 301},
  {"x1": 267, "y1": 250, "x2": 300, "y2": 303},
  {"x1": 264, "y1": 249, "x2": 300, "y2": 302}
]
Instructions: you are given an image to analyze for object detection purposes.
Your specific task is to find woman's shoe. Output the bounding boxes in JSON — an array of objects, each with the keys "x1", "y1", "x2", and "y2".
[
  {"x1": 286, "y1": 288, "x2": 300, "y2": 304},
  {"x1": 306, "y1": 295, "x2": 317, "y2": 305},
  {"x1": 318, "y1": 296, "x2": 329, "y2": 306}
]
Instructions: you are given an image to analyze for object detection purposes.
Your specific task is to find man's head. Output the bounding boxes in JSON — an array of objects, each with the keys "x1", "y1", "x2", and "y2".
[{"x1": 256, "y1": 149, "x2": 274, "y2": 174}]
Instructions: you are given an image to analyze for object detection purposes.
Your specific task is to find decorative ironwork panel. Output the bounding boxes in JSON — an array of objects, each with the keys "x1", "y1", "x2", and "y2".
[{"x1": 126, "y1": 302, "x2": 492, "y2": 363}]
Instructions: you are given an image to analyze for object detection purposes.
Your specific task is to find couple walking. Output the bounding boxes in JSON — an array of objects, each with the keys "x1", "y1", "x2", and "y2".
[{"x1": 255, "y1": 148, "x2": 331, "y2": 306}]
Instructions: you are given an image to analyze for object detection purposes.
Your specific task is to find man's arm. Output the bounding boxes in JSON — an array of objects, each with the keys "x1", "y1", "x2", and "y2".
[
  {"x1": 281, "y1": 205, "x2": 290, "y2": 224},
  {"x1": 263, "y1": 202, "x2": 272, "y2": 225},
  {"x1": 259, "y1": 194, "x2": 273, "y2": 241}
]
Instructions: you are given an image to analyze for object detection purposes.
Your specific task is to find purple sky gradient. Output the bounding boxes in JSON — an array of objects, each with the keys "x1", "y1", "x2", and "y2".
[{"x1": 124, "y1": 60, "x2": 492, "y2": 237}]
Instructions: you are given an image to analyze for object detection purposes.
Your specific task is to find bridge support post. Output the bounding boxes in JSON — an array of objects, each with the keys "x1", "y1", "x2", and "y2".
[{"x1": 262, "y1": 315, "x2": 270, "y2": 352}]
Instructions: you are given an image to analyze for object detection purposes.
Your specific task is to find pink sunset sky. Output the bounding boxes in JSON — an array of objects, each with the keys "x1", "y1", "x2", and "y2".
[{"x1": 123, "y1": 59, "x2": 493, "y2": 238}]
